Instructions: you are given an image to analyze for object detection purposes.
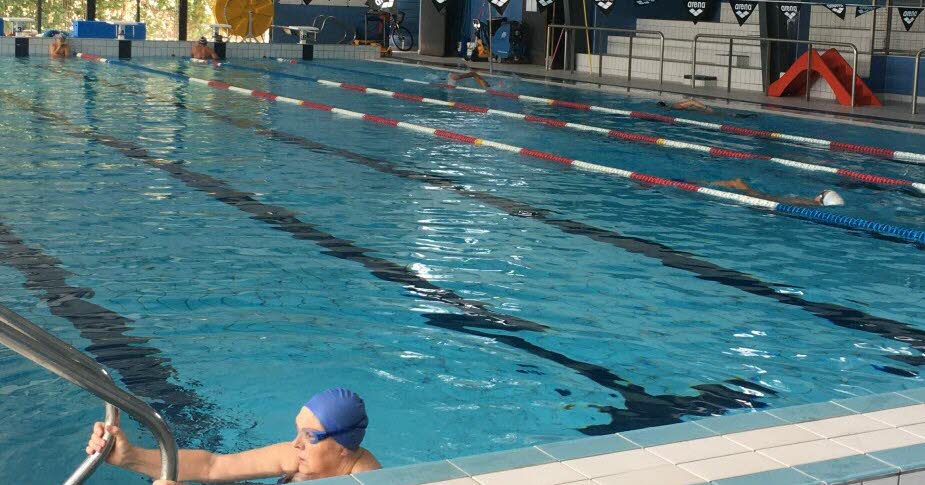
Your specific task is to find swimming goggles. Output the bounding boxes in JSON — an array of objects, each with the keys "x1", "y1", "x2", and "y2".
[{"x1": 299, "y1": 427, "x2": 355, "y2": 445}]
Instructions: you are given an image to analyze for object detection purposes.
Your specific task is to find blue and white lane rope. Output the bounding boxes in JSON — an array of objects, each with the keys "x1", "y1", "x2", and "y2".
[
  {"x1": 189, "y1": 59, "x2": 925, "y2": 194},
  {"x1": 76, "y1": 54, "x2": 925, "y2": 246},
  {"x1": 275, "y1": 58, "x2": 925, "y2": 166}
]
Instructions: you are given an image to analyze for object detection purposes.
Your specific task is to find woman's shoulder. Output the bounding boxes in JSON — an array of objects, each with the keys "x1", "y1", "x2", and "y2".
[{"x1": 352, "y1": 448, "x2": 382, "y2": 473}]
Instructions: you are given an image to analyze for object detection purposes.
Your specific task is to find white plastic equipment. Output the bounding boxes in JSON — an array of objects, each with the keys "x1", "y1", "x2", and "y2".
[
  {"x1": 283, "y1": 25, "x2": 320, "y2": 44},
  {"x1": 3, "y1": 18, "x2": 36, "y2": 37},
  {"x1": 209, "y1": 23, "x2": 232, "y2": 42},
  {"x1": 106, "y1": 21, "x2": 139, "y2": 40}
]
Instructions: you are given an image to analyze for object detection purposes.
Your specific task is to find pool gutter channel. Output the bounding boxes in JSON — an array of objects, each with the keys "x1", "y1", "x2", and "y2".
[
  {"x1": 3, "y1": 86, "x2": 779, "y2": 435},
  {"x1": 52, "y1": 64, "x2": 925, "y2": 373}
]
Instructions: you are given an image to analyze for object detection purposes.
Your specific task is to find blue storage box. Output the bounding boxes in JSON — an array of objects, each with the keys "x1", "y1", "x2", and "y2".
[
  {"x1": 72, "y1": 21, "x2": 145, "y2": 39},
  {"x1": 121, "y1": 23, "x2": 146, "y2": 40},
  {"x1": 73, "y1": 20, "x2": 116, "y2": 38},
  {"x1": 0, "y1": 19, "x2": 4, "y2": 36}
]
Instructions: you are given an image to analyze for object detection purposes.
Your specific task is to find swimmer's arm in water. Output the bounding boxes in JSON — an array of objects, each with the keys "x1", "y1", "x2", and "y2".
[
  {"x1": 449, "y1": 71, "x2": 490, "y2": 88},
  {"x1": 87, "y1": 422, "x2": 299, "y2": 482},
  {"x1": 705, "y1": 178, "x2": 818, "y2": 206}
]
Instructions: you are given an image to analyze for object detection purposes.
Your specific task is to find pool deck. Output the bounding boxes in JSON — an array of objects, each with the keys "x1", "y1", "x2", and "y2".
[
  {"x1": 304, "y1": 387, "x2": 925, "y2": 485},
  {"x1": 381, "y1": 53, "x2": 925, "y2": 131}
]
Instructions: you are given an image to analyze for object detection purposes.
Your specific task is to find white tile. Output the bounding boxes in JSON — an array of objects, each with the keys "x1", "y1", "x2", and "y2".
[
  {"x1": 471, "y1": 462, "x2": 585, "y2": 485},
  {"x1": 833, "y1": 429, "x2": 924, "y2": 454},
  {"x1": 863, "y1": 476, "x2": 900, "y2": 485},
  {"x1": 725, "y1": 424, "x2": 821, "y2": 451},
  {"x1": 647, "y1": 436, "x2": 750, "y2": 464},
  {"x1": 867, "y1": 406, "x2": 925, "y2": 427},
  {"x1": 757, "y1": 439, "x2": 857, "y2": 466},
  {"x1": 594, "y1": 464, "x2": 705, "y2": 485},
  {"x1": 678, "y1": 452, "x2": 783, "y2": 482},
  {"x1": 563, "y1": 449, "x2": 669, "y2": 478},
  {"x1": 799, "y1": 414, "x2": 891, "y2": 438},
  {"x1": 425, "y1": 479, "x2": 480, "y2": 485},
  {"x1": 901, "y1": 470, "x2": 925, "y2": 485}
]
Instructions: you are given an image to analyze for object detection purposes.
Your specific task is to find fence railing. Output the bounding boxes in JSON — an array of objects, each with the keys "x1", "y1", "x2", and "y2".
[{"x1": 546, "y1": 24, "x2": 666, "y2": 89}]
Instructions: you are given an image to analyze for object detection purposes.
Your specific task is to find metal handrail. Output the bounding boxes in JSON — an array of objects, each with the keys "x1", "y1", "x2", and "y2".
[
  {"x1": 311, "y1": 15, "x2": 352, "y2": 45},
  {"x1": 692, "y1": 34, "x2": 859, "y2": 107},
  {"x1": 545, "y1": 24, "x2": 666, "y2": 89},
  {"x1": 914, "y1": 47, "x2": 925, "y2": 115},
  {"x1": 0, "y1": 305, "x2": 178, "y2": 484}
]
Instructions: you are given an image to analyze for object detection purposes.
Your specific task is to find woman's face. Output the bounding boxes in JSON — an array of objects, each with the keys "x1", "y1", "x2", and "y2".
[{"x1": 291, "y1": 407, "x2": 346, "y2": 477}]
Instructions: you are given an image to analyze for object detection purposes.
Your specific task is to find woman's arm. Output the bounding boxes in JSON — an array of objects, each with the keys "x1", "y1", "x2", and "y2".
[
  {"x1": 125, "y1": 442, "x2": 297, "y2": 482},
  {"x1": 88, "y1": 423, "x2": 298, "y2": 483}
]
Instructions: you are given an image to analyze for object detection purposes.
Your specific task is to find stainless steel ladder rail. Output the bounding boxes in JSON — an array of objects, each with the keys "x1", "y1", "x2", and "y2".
[
  {"x1": 312, "y1": 15, "x2": 353, "y2": 45},
  {"x1": 0, "y1": 305, "x2": 178, "y2": 484},
  {"x1": 913, "y1": 47, "x2": 924, "y2": 115}
]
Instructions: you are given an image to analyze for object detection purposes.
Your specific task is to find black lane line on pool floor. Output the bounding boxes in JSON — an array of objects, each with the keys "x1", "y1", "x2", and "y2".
[
  {"x1": 64, "y1": 65, "x2": 925, "y2": 371},
  {"x1": 0, "y1": 223, "x2": 230, "y2": 448},
  {"x1": 4, "y1": 88, "x2": 777, "y2": 435}
]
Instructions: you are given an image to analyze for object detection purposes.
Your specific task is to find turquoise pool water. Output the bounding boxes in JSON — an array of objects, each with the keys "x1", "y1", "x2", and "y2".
[{"x1": 0, "y1": 56, "x2": 924, "y2": 484}]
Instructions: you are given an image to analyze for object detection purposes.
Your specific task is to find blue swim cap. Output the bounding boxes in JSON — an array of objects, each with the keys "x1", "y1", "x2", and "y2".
[{"x1": 304, "y1": 388, "x2": 368, "y2": 451}]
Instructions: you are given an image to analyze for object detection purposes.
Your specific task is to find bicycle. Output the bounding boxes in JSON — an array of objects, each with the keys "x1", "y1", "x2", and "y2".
[{"x1": 388, "y1": 12, "x2": 414, "y2": 52}]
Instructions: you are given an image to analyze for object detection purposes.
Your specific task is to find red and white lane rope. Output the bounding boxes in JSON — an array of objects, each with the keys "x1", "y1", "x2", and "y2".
[
  {"x1": 192, "y1": 61, "x2": 922, "y2": 193},
  {"x1": 75, "y1": 53, "x2": 925, "y2": 245},
  {"x1": 274, "y1": 58, "x2": 925, "y2": 166}
]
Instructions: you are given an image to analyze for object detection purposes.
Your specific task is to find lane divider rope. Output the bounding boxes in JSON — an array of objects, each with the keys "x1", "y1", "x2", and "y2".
[
  {"x1": 76, "y1": 53, "x2": 925, "y2": 245},
  {"x1": 194, "y1": 60, "x2": 925, "y2": 193},
  {"x1": 274, "y1": 58, "x2": 925, "y2": 166}
]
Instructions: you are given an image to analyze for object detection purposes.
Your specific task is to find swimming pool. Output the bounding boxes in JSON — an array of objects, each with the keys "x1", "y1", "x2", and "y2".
[{"x1": 0, "y1": 56, "x2": 923, "y2": 484}]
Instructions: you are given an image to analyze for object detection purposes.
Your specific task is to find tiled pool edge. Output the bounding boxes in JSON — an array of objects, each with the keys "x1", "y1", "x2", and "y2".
[{"x1": 300, "y1": 386, "x2": 925, "y2": 485}]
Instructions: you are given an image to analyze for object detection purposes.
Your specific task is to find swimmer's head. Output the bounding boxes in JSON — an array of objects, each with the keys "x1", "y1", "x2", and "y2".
[
  {"x1": 198, "y1": 36, "x2": 208, "y2": 46},
  {"x1": 293, "y1": 388, "x2": 368, "y2": 475},
  {"x1": 55, "y1": 32, "x2": 68, "y2": 43},
  {"x1": 657, "y1": 101, "x2": 668, "y2": 107},
  {"x1": 815, "y1": 189, "x2": 845, "y2": 206}
]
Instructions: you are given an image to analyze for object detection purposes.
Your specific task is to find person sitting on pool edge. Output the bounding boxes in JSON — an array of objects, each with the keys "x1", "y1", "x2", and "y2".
[
  {"x1": 708, "y1": 178, "x2": 845, "y2": 207},
  {"x1": 191, "y1": 37, "x2": 219, "y2": 61},
  {"x1": 85, "y1": 388, "x2": 381, "y2": 484},
  {"x1": 49, "y1": 33, "x2": 70, "y2": 59}
]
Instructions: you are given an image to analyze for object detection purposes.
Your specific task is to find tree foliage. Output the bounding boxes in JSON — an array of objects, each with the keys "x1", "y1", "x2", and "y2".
[{"x1": 0, "y1": 0, "x2": 214, "y2": 40}]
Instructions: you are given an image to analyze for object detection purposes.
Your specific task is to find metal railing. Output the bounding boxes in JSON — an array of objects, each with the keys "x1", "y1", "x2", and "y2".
[
  {"x1": 545, "y1": 24, "x2": 666, "y2": 89},
  {"x1": 312, "y1": 15, "x2": 353, "y2": 45},
  {"x1": 0, "y1": 305, "x2": 178, "y2": 484},
  {"x1": 914, "y1": 47, "x2": 925, "y2": 114},
  {"x1": 692, "y1": 34, "x2": 860, "y2": 107}
]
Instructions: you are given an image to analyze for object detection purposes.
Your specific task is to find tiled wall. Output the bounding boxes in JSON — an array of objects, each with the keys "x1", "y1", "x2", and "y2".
[
  {"x1": 0, "y1": 38, "x2": 379, "y2": 60},
  {"x1": 584, "y1": 6, "x2": 765, "y2": 92}
]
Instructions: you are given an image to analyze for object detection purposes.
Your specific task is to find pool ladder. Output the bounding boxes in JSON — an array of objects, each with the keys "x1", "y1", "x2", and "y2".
[{"x1": 0, "y1": 305, "x2": 178, "y2": 484}]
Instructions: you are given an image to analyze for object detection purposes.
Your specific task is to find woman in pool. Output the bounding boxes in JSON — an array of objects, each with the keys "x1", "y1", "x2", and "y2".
[{"x1": 86, "y1": 388, "x2": 381, "y2": 484}]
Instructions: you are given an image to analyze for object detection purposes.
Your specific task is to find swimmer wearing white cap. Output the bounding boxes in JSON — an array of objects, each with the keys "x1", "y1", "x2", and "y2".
[{"x1": 707, "y1": 178, "x2": 845, "y2": 207}]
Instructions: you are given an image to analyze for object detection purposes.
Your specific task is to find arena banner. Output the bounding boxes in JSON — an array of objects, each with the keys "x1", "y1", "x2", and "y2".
[
  {"x1": 729, "y1": 1, "x2": 758, "y2": 26},
  {"x1": 779, "y1": 2, "x2": 801, "y2": 21},
  {"x1": 685, "y1": 0, "x2": 716, "y2": 24},
  {"x1": 824, "y1": 3, "x2": 846, "y2": 20},
  {"x1": 537, "y1": 0, "x2": 555, "y2": 12},
  {"x1": 489, "y1": 0, "x2": 509, "y2": 14},
  {"x1": 856, "y1": 6, "x2": 878, "y2": 17},
  {"x1": 596, "y1": 0, "x2": 616, "y2": 15},
  {"x1": 899, "y1": 7, "x2": 923, "y2": 31}
]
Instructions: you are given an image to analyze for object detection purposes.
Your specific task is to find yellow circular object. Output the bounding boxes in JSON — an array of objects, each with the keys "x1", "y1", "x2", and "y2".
[
  {"x1": 212, "y1": 0, "x2": 226, "y2": 24},
  {"x1": 223, "y1": 0, "x2": 274, "y2": 38}
]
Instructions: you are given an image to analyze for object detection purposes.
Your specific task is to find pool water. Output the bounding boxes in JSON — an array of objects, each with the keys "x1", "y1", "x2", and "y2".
[{"x1": 0, "y1": 56, "x2": 923, "y2": 484}]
